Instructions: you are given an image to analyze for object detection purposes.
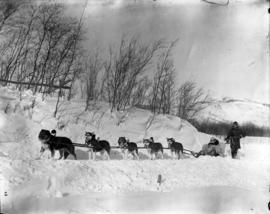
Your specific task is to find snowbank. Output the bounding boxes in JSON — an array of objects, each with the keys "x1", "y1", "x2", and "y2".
[{"x1": 0, "y1": 87, "x2": 203, "y2": 162}]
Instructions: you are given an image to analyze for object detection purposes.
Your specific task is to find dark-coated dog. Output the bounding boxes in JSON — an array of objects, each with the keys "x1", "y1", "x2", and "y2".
[
  {"x1": 167, "y1": 138, "x2": 183, "y2": 159},
  {"x1": 85, "y1": 132, "x2": 110, "y2": 160},
  {"x1": 118, "y1": 137, "x2": 139, "y2": 160},
  {"x1": 38, "y1": 129, "x2": 77, "y2": 160},
  {"x1": 143, "y1": 138, "x2": 163, "y2": 160}
]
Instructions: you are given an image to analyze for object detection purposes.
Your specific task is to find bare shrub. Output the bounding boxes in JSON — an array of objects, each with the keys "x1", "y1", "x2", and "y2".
[
  {"x1": 84, "y1": 52, "x2": 103, "y2": 111},
  {"x1": 0, "y1": 2, "x2": 84, "y2": 98},
  {"x1": 176, "y1": 81, "x2": 211, "y2": 122},
  {"x1": 132, "y1": 78, "x2": 151, "y2": 107},
  {"x1": 192, "y1": 120, "x2": 231, "y2": 136},
  {"x1": 241, "y1": 122, "x2": 270, "y2": 137},
  {"x1": 193, "y1": 120, "x2": 270, "y2": 137},
  {"x1": 149, "y1": 40, "x2": 177, "y2": 114},
  {"x1": 103, "y1": 36, "x2": 163, "y2": 111},
  {"x1": 0, "y1": 0, "x2": 27, "y2": 32}
]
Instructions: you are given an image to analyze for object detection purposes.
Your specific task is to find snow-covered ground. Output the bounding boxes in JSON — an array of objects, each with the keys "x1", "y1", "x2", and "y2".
[
  {"x1": 0, "y1": 87, "x2": 270, "y2": 214},
  {"x1": 1, "y1": 137, "x2": 269, "y2": 214}
]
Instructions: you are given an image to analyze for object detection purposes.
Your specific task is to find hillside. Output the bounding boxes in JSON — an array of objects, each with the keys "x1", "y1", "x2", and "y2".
[{"x1": 196, "y1": 99, "x2": 270, "y2": 127}]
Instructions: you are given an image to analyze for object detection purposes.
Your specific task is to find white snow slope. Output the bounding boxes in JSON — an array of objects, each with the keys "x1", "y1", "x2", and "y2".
[
  {"x1": 196, "y1": 99, "x2": 270, "y2": 127},
  {"x1": 0, "y1": 87, "x2": 270, "y2": 214}
]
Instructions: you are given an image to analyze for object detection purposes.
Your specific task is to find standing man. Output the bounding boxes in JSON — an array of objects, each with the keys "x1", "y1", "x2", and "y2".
[{"x1": 225, "y1": 121, "x2": 245, "y2": 159}]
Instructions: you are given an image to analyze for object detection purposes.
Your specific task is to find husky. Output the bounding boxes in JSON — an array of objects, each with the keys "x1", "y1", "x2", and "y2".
[
  {"x1": 85, "y1": 132, "x2": 110, "y2": 160},
  {"x1": 38, "y1": 129, "x2": 77, "y2": 160},
  {"x1": 143, "y1": 137, "x2": 163, "y2": 160},
  {"x1": 167, "y1": 138, "x2": 183, "y2": 159},
  {"x1": 118, "y1": 137, "x2": 139, "y2": 160}
]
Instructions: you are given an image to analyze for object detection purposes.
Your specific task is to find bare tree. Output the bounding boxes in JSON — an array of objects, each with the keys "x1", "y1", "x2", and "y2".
[
  {"x1": 0, "y1": 5, "x2": 37, "y2": 86},
  {"x1": 84, "y1": 52, "x2": 102, "y2": 111},
  {"x1": 132, "y1": 77, "x2": 151, "y2": 107},
  {"x1": 66, "y1": 0, "x2": 88, "y2": 100},
  {"x1": 176, "y1": 81, "x2": 211, "y2": 122},
  {"x1": 0, "y1": 0, "x2": 27, "y2": 32},
  {"x1": 0, "y1": 2, "x2": 85, "y2": 98},
  {"x1": 150, "y1": 40, "x2": 177, "y2": 114},
  {"x1": 0, "y1": 2, "x2": 86, "y2": 118},
  {"x1": 104, "y1": 36, "x2": 163, "y2": 111}
]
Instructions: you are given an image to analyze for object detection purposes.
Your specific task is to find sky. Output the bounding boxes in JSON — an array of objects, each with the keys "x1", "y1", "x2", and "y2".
[{"x1": 65, "y1": 0, "x2": 269, "y2": 103}]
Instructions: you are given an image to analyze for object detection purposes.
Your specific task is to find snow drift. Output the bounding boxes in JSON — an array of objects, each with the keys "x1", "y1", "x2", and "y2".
[{"x1": 0, "y1": 87, "x2": 203, "y2": 161}]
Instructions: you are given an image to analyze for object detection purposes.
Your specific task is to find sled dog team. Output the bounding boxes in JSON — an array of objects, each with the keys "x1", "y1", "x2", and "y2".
[
  {"x1": 39, "y1": 130, "x2": 184, "y2": 160},
  {"x1": 38, "y1": 121, "x2": 245, "y2": 160}
]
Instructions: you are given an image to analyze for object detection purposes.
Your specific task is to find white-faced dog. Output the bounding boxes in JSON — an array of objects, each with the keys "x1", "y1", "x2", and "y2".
[
  {"x1": 143, "y1": 137, "x2": 163, "y2": 160},
  {"x1": 85, "y1": 132, "x2": 110, "y2": 160},
  {"x1": 167, "y1": 138, "x2": 183, "y2": 159},
  {"x1": 118, "y1": 137, "x2": 139, "y2": 160}
]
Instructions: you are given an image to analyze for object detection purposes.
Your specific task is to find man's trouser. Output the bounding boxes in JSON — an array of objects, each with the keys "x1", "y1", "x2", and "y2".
[{"x1": 230, "y1": 138, "x2": 240, "y2": 159}]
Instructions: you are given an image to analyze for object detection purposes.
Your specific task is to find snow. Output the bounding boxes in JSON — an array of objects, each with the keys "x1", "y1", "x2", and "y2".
[
  {"x1": 0, "y1": 87, "x2": 270, "y2": 214},
  {"x1": 196, "y1": 99, "x2": 270, "y2": 127},
  {"x1": 5, "y1": 186, "x2": 269, "y2": 214}
]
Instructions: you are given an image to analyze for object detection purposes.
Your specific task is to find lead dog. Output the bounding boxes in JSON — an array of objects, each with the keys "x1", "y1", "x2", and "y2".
[
  {"x1": 143, "y1": 138, "x2": 163, "y2": 160},
  {"x1": 167, "y1": 138, "x2": 183, "y2": 159},
  {"x1": 85, "y1": 132, "x2": 110, "y2": 160},
  {"x1": 118, "y1": 137, "x2": 139, "y2": 160},
  {"x1": 38, "y1": 129, "x2": 77, "y2": 160}
]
